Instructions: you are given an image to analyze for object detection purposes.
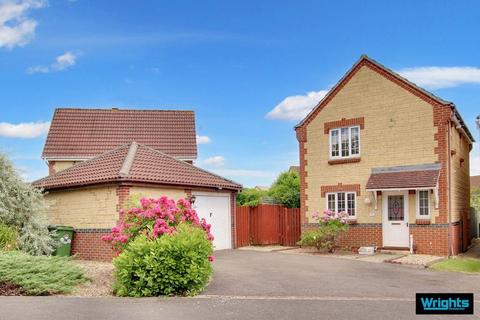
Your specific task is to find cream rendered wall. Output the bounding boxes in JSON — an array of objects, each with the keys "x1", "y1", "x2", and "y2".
[
  {"x1": 129, "y1": 186, "x2": 187, "y2": 200},
  {"x1": 45, "y1": 187, "x2": 118, "y2": 228},
  {"x1": 305, "y1": 66, "x2": 439, "y2": 224},
  {"x1": 52, "y1": 161, "x2": 78, "y2": 173}
]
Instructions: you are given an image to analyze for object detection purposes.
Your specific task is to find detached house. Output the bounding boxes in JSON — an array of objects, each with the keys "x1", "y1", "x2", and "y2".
[
  {"x1": 296, "y1": 56, "x2": 474, "y2": 256},
  {"x1": 33, "y1": 108, "x2": 241, "y2": 260}
]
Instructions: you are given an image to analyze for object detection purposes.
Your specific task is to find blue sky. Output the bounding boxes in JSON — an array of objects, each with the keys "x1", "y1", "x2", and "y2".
[{"x1": 1, "y1": 0, "x2": 479, "y2": 187}]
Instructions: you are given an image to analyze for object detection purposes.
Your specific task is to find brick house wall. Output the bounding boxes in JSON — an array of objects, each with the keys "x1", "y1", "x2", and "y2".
[{"x1": 296, "y1": 57, "x2": 472, "y2": 256}]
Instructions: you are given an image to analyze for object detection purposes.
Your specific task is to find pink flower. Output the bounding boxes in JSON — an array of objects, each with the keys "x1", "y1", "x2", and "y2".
[{"x1": 208, "y1": 255, "x2": 214, "y2": 262}]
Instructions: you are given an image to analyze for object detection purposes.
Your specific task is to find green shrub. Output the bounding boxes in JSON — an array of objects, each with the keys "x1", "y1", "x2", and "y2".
[
  {"x1": 298, "y1": 210, "x2": 349, "y2": 252},
  {"x1": 236, "y1": 188, "x2": 268, "y2": 207},
  {"x1": 0, "y1": 222, "x2": 18, "y2": 251},
  {"x1": 269, "y1": 170, "x2": 300, "y2": 208},
  {"x1": 0, "y1": 153, "x2": 55, "y2": 255},
  {"x1": 0, "y1": 251, "x2": 88, "y2": 295},
  {"x1": 114, "y1": 223, "x2": 213, "y2": 297}
]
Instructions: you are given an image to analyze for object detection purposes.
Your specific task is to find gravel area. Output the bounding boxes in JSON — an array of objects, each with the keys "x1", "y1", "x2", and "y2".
[
  {"x1": 69, "y1": 260, "x2": 114, "y2": 296},
  {"x1": 388, "y1": 254, "x2": 444, "y2": 267},
  {"x1": 279, "y1": 247, "x2": 403, "y2": 263}
]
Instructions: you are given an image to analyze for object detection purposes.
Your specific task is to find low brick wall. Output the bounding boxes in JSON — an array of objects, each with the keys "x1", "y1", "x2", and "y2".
[
  {"x1": 72, "y1": 229, "x2": 113, "y2": 261},
  {"x1": 302, "y1": 222, "x2": 464, "y2": 256}
]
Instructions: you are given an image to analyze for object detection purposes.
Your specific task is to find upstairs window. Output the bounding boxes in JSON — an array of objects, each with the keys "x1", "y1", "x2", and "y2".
[
  {"x1": 326, "y1": 192, "x2": 356, "y2": 217},
  {"x1": 329, "y1": 126, "x2": 360, "y2": 159}
]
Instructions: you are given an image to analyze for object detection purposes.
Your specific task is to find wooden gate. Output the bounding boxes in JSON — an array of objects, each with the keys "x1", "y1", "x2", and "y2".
[{"x1": 235, "y1": 204, "x2": 301, "y2": 247}]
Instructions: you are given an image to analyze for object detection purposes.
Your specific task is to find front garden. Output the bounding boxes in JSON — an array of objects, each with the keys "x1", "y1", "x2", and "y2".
[{"x1": 0, "y1": 152, "x2": 215, "y2": 297}]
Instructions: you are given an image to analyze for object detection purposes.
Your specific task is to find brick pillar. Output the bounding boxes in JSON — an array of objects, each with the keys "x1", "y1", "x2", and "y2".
[
  {"x1": 116, "y1": 186, "x2": 130, "y2": 219},
  {"x1": 48, "y1": 161, "x2": 56, "y2": 175}
]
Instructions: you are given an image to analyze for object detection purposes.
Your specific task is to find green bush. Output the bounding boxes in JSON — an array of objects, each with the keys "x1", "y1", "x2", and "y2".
[
  {"x1": 269, "y1": 170, "x2": 300, "y2": 208},
  {"x1": 236, "y1": 188, "x2": 268, "y2": 207},
  {"x1": 298, "y1": 210, "x2": 349, "y2": 252},
  {"x1": 114, "y1": 223, "x2": 213, "y2": 297},
  {"x1": 0, "y1": 222, "x2": 18, "y2": 251},
  {"x1": 0, "y1": 251, "x2": 88, "y2": 295},
  {"x1": 0, "y1": 153, "x2": 55, "y2": 255}
]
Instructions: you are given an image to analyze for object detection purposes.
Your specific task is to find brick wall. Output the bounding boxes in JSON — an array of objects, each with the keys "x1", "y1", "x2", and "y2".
[
  {"x1": 72, "y1": 229, "x2": 113, "y2": 261},
  {"x1": 302, "y1": 222, "x2": 465, "y2": 256}
]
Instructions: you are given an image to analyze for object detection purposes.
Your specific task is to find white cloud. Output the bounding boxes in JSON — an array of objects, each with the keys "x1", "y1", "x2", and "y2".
[
  {"x1": 203, "y1": 156, "x2": 225, "y2": 167},
  {"x1": 196, "y1": 134, "x2": 210, "y2": 144},
  {"x1": 27, "y1": 51, "x2": 77, "y2": 74},
  {"x1": 397, "y1": 66, "x2": 480, "y2": 90},
  {"x1": 212, "y1": 168, "x2": 275, "y2": 178},
  {"x1": 0, "y1": 121, "x2": 50, "y2": 138},
  {"x1": 266, "y1": 89, "x2": 329, "y2": 121},
  {"x1": 0, "y1": 0, "x2": 46, "y2": 49}
]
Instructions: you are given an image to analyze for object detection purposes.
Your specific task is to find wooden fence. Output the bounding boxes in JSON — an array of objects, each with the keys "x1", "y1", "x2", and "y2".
[{"x1": 235, "y1": 204, "x2": 301, "y2": 247}]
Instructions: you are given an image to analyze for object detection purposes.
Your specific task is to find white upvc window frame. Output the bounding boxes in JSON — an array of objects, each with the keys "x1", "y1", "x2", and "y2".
[
  {"x1": 416, "y1": 189, "x2": 431, "y2": 219},
  {"x1": 325, "y1": 191, "x2": 357, "y2": 218},
  {"x1": 329, "y1": 125, "x2": 361, "y2": 160}
]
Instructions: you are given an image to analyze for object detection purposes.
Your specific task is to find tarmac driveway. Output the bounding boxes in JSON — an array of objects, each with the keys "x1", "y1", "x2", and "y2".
[
  {"x1": 1, "y1": 250, "x2": 479, "y2": 320},
  {"x1": 204, "y1": 250, "x2": 480, "y2": 299}
]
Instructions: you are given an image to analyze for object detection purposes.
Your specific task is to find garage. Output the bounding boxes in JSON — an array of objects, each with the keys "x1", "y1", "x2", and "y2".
[
  {"x1": 33, "y1": 141, "x2": 242, "y2": 260},
  {"x1": 193, "y1": 192, "x2": 232, "y2": 250}
]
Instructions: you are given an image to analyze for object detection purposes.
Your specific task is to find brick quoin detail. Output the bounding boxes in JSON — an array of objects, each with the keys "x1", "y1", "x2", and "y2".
[
  {"x1": 116, "y1": 186, "x2": 130, "y2": 219},
  {"x1": 320, "y1": 183, "x2": 361, "y2": 197},
  {"x1": 296, "y1": 126, "x2": 308, "y2": 224},
  {"x1": 323, "y1": 117, "x2": 365, "y2": 134},
  {"x1": 48, "y1": 161, "x2": 56, "y2": 175},
  {"x1": 433, "y1": 106, "x2": 451, "y2": 224},
  {"x1": 72, "y1": 230, "x2": 113, "y2": 261}
]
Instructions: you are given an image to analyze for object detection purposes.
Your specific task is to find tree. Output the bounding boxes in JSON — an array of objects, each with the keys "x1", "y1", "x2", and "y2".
[
  {"x1": 472, "y1": 186, "x2": 480, "y2": 211},
  {"x1": 0, "y1": 153, "x2": 55, "y2": 255},
  {"x1": 269, "y1": 170, "x2": 300, "y2": 208},
  {"x1": 236, "y1": 188, "x2": 268, "y2": 207}
]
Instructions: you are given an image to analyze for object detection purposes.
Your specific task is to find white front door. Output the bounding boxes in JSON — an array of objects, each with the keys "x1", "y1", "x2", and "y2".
[
  {"x1": 192, "y1": 192, "x2": 232, "y2": 250},
  {"x1": 382, "y1": 191, "x2": 409, "y2": 247}
]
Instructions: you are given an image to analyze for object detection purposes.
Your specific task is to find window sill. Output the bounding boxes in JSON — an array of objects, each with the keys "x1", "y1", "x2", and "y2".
[
  {"x1": 415, "y1": 219, "x2": 431, "y2": 225},
  {"x1": 328, "y1": 157, "x2": 361, "y2": 165}
]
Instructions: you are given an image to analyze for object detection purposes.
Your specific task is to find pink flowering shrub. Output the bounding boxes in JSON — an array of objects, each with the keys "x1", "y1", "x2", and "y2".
[
  {"x1": 101, "y1": 197, "x2": 213, "y2": 255},
  {"x1": 104, "y1": 196, "x2": 215, "y2": 297},
  {"x1": 298, "y1": 210, "x2": 349, "y2": 252}
]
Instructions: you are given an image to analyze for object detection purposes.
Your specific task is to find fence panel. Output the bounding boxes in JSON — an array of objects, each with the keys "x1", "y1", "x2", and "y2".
[
  {"x1": 235, "y1": 206, "x2": 250, "y2": 247},
  {"x1": 236, "y1": 204, "x2": 301, "y2": 247}
]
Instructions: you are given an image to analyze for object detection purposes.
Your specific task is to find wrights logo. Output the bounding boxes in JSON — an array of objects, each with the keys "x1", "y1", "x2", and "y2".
[{"x1": 416, "y1": 293, "x2": 474, "y2": 314}]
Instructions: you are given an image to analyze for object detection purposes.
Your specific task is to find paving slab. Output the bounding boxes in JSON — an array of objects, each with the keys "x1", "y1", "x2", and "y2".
[
  {"x1": 387, "y1": 254, "x2": 445, "y2": 267},
  {"x1": 237, "y1": 245, "x2": 296, "y2": 252}
]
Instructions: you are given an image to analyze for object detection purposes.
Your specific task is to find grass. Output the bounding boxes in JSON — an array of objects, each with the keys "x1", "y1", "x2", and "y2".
[
  {"x1": 431, "y1": 258, "x2": 480, "y2": 273},
  {"x1": 0, "y1": 251, "x2": 89, "y2": 295}
]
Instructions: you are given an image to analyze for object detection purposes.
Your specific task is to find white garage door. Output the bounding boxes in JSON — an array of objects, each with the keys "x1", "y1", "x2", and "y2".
[{"x1": 193, "y1": 192, "x2": 232, "y2": 250}]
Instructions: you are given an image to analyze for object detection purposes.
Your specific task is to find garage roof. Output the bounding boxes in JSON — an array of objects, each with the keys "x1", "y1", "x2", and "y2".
[
  {"x1": 33, "y1": 142, "x2": 242, "y2": 191},
  {"x1": 42, "y1": 108, "x2": 197, "y2": 160}
]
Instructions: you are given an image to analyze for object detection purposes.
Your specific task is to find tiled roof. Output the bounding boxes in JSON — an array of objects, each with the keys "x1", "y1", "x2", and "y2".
[
  {"x1": 42, "y1": 108, "x2": 197, "y2": 159},
  {"x1": 33, "y1": 142, "x2": 242, "y2": 191},
  {"x1": 366, "y1": 163, "x2": 441, "y2": 190},
  {"x1": 471, "y1": 175, "x2": 480, "y2": 188},
  {"x1": 295, "y1": 55, "x2": 474, "y2": 143}
]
